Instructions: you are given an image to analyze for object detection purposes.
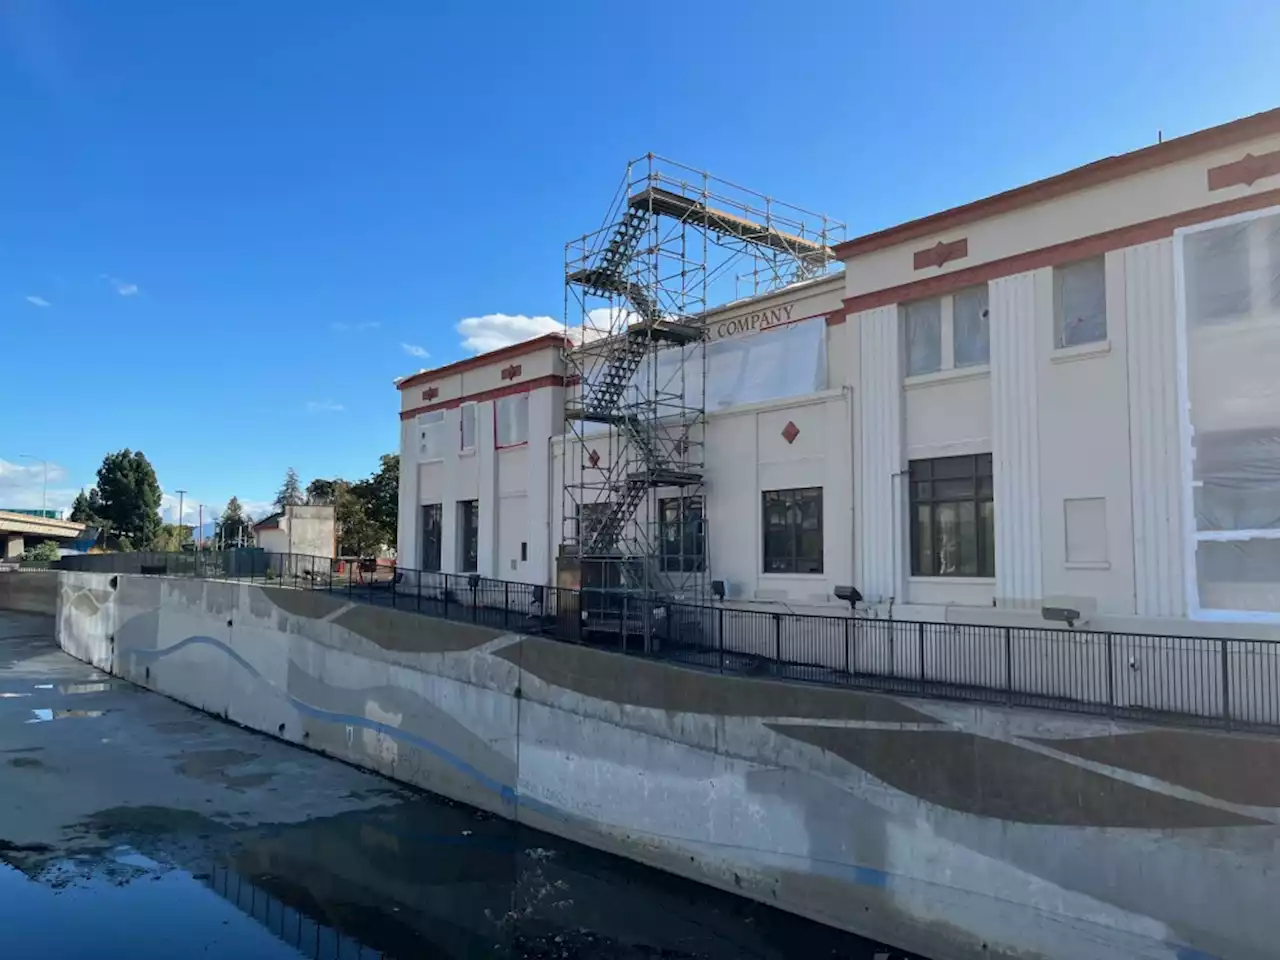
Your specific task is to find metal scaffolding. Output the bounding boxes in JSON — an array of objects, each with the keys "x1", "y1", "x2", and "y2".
[{"x1": 560, "y1": 154, "x2": 844, "y2": 604}]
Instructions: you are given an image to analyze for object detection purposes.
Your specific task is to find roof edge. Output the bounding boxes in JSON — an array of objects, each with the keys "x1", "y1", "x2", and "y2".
[
  {"x1": 396, "y1": 333, "x2": 570, "y2": 391},
  {"x1": 834, "y1": 107, "x2": 1280, "y2": 260}
]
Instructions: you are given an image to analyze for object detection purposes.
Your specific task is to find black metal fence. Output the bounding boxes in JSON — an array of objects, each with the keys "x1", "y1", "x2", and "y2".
[{"x1": 53, "y1": 550, "x2": 1280, "y2": 731}]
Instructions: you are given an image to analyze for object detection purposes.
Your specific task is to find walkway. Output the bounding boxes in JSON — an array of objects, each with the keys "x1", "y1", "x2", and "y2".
[{"x1": 0, "y1": 611, "x2": 919, "y2": 959}]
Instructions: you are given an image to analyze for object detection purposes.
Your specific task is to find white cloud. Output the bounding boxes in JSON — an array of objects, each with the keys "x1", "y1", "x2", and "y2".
[
  {"x1": 99, "y1": 274, "x2": 139, "y2": 296},
  {"x1": 400, "y1": 343, "x2": 429, "y2": 359},
  {"x1": 158, "y1": 491, "x2": 205, "y2": 525},
  {"x1": 238, "y1": 499, "x2": 277, "y2": 522},
  {"x1": 25, "y1": 295, "x2": 50, "y2": 308},
  {"x1": 305, "y1": 400, "x2": 344, "y2": 414},
  {"x1": 331, "y1": 320, "x2": 381, "y2": 332},
  {"x1": 0, "y1": 458, "x2": 76, "y2": 514},
  {"x1": 456, "y1": 313, "x2": 563, "y2": 354}
]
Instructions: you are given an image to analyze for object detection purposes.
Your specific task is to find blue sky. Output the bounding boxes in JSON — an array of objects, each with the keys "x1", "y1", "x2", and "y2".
[{"x1": 1, "y1": 0, "x2": 1278, "y2": 523}]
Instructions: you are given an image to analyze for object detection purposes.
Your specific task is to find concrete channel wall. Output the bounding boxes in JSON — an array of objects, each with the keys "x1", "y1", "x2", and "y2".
[
  {"x1": 32, "y1": 571, "x2": 1280, "y2": 960},
  {"x1": 0, "y1": 570, "x2": 58, "y2": 616}
]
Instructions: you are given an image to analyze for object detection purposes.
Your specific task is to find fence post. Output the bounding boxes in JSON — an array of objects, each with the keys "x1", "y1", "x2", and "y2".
[
  {"x1": 1004, "y1": 627, "x2": 1013, "y2": 704},
  {"x1": 1105, "y1": 632, "x2": 1115, "y2": 717},
  {"x1": 844, "y1": 617, "x2": 851, "y2": 678},
  {"x1": 918, "y1": 621, "x2": 926, "y2": 682},
  {"x1": 390, "y1": 564, "x2": 397, "y2": 608},
  {"x1": 774, "y1": 613, "x2": 781, "y2": 665},
  {"x1": 444, "y1": 575, "x2": 450, "y2": 620},
  {"x1": 622, "y1": 593, "x2": 630, "y2": 654},
  {"x1": 717, "y1": 605, "x2": 725, "y2": 673},
  {"x1": 504, "y1": 582, "x2": 510, "y2": 630},
  {"x1": 416, "y1": 571, "x2": 422, "y2": 614},
  {"x1": 1221, "y1": 638, "x2": 1232, "y2": 728}
]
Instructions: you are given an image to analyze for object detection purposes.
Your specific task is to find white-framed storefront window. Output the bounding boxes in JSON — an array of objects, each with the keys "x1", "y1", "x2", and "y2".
[{"x1": 1175, "y1": 204, "x2": 1280, "y2": 620}]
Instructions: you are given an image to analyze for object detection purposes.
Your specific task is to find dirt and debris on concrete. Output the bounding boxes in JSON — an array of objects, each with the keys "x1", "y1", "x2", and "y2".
[{"x1": 0, "y1": 610, "x2": 920, "y2": 960}]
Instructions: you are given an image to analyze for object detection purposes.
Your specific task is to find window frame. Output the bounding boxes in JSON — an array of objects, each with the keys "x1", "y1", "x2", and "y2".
[
  {"x1": 903, "y1": 287, "x2": 990, "y2": 379},
  {"x1": 417, "y1": 409, "x2": 447, "y2": 461},
  {"x1": 421, "y1": 503, "x2": 442, "y2": 572},
  {"x1": 761, "y1": 487, "x2": 824, "y2": 575},
  {"x1": 459, "y1": 402, "x2": 477, "y2": 453},
  {"x1": 658, "y1": 495, "x2": 705, "y2": 573},
  {"x1": 1054, "y1": 256, "x2": 1108, "y2": 349},
  {"x1": 1175, "y1": 205, "x2": 1280, "y2": 621},
  {"x1": 495, "y1": 393, "x2": 530, "y2": 449},
  {"x1": 909, "y1": 454, "x2": 994, "y2": 579}
]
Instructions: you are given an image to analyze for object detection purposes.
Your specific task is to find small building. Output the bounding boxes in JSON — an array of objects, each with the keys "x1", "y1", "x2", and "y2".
[
  {"x1": 396, "y1": 107, "x2": 1280, "y2": 637},
  {"x1": 253, "y1": 505, "x2": 337, "y2": 561}
]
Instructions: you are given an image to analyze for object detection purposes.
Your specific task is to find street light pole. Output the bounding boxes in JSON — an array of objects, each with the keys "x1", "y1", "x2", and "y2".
[{"x1": 18, "y1": 454, "x2": 48, "y2": 514}]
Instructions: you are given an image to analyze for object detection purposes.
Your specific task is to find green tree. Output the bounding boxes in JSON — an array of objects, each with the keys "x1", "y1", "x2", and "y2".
[
  {"x1": 151, "y1": 523, "x2": 192, "y2": 552},
  {"x1": 305, "y1": 478, "x2": 339, "y2": 505},
  {"x1": 22, "y1": 540, "x2": 61, "y2": 562},
  {"x1": 68, "y1": 488, "x2": 104, "y2": 525},
  {"x1": 350, "y1": 453, "x2": 398, "y2": 551},
  {"x1": 216, "y1": 496, "x2": 252, "y2": 547},
  {"x1": 334, "y1": 483, "x2": 381, "y2": 557},
  {"x1": 95, "y1": 449, "x2": 163, "y2": 547},
  {"x1": 275, "y1": 467, "x2": 302, "y2": 508}
]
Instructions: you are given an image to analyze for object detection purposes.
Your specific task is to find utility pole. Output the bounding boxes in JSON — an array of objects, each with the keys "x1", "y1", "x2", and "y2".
[
  {"x1": 19, "y1": 455, "x2": 48, "y2": 514},
  {"x1": 175, "y1": 489, "x2": 187, "y2": 550},
  {"x1": 198, "y1": 504, "x2": 204, "y2": 551}
]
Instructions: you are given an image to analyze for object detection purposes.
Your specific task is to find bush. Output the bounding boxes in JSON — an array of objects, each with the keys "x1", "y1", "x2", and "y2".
[{"x1": 22, "y1": 540, "x2": 61, "y2": 563}]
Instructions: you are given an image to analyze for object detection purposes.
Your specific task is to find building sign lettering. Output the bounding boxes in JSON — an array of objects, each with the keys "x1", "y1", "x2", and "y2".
[{"x1": 711, "y1": 302, "x2": 811, "y2": 340}]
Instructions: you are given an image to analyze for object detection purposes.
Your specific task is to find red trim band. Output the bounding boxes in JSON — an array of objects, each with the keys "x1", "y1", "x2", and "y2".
[
  {"x1": 401, "y1": 374, "x2": 565, "y2": 420},
  {"x1": 842, "y1": 187, "x2": 1280, "y2": 315},
  {"x1": 396, "y1": 334, "x2": 568, "y2": 391}
]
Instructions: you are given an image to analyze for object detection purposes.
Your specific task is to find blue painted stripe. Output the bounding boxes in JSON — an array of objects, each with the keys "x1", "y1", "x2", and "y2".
[{"x1": 129, "y1": 635, "x2": 516, "y2": 802}]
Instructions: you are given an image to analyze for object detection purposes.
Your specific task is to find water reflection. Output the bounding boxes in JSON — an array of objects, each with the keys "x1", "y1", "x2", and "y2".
[{"x1": 1, "y1": 795, "x2": 922, "y2": 960}]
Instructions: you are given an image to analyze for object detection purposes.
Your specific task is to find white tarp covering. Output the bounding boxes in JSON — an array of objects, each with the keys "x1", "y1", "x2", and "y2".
[
  {"x1": 573, "y1": 315, "x2": 827, "y2": 433},
  {"x1": 1181, "y1": 207, "x2": 1280, "y2": 617},
  {"x1": 649, "y1": 314, "x2": 827, "y2": 412}
]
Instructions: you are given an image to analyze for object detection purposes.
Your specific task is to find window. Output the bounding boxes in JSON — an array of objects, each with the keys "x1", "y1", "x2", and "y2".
[
  {"x1": 457, "y1": 500, "x2": 479, "y2": 572},
  {"x1": 421, "y1": 503, "x2": 442, "y2": 572},
  {"x1": 659, "y1": 496, "x2": 705, "y2": 572},
  {"x1": 417, "y1": 410, "x2": 447, "y2": 460},
  {"x1": 910, "y1": 455, "x2": 994, "y2": 577},
  {"x1": 762, "y1": 487, "x2": 823, "y2": 574},
  {"x1": 460, "y1": 403, "x2": 476, "y2": 452},
  {"x1": 1180, "y1": 209, "x2": 1280, "y2": 617},
  {"x1": 953, "y1": 285, "x2": 990, "y2": 367},
  {"x1": 904, "y1": 298, "x2": 942, "y2": 375},
  {"x1": 496, "y1": 394, "x2": 529, "y2": 447},
  {"x1": 1055, "y1": 257, "x2": 1107, "y2": 348},
  {"x1": 904, "y1": 289, "x2": 989, "y2": 376},
  {"x1": 1184, "y1": 214, "x2": 1280, "y2": 325}
]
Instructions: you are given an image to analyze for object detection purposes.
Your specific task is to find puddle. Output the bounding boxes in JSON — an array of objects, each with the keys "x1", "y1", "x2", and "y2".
[
  {"x1": 59, "y1": 682, "x2": 118, "y2": 695},
  {"x1": 26, "y1": 709, "x2": 109, "y2": 724}
]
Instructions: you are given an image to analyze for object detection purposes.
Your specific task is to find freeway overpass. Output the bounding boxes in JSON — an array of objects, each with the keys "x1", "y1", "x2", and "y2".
[{"x1": 0, "y1": 510, "x2": 91, "y2": 559}]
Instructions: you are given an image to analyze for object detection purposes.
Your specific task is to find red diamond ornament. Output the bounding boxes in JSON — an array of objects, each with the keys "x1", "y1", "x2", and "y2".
[{"x1": 781, "y1": 421, "x2": 800, "y2": 444}]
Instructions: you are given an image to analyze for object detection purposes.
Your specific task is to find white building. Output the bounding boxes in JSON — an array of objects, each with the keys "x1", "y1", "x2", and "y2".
[{"x1": 398, "y1": 107, "x2": 1280, "y2": 637}]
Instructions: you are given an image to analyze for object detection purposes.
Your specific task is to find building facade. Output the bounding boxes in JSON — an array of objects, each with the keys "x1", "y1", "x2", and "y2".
[{"x1": 398, "y1": 108, "x2": 1280, "y2": 637}]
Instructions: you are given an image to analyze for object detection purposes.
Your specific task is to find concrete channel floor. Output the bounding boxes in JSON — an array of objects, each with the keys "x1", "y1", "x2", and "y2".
[{"x1": 0, "y1": 611, "x2": 922, "y2": 960}]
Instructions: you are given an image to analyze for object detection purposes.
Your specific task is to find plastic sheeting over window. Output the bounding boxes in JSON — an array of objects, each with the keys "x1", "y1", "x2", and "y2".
[
  {"x1": 417, "y1": 410, "x2": 447, "y2": 460},
  {"x1": 1181, "y1": 208, "x2": 1280, "y2": 618},
  {"x1": 904, "y1": 299, "x2": 942, "y2": 375},
  {"x1": 953, "y1": 286, "x2": 990, "y2": 367},
  {"x1": 637, "y1": 314, "x2": 827, "y2": 413},
  {"x1": 1056, "y1": 257, "x2": 1107, "y2": 347},
  {"x1": 496, "y1": 394, "x2": 529, "y2": 447}
]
